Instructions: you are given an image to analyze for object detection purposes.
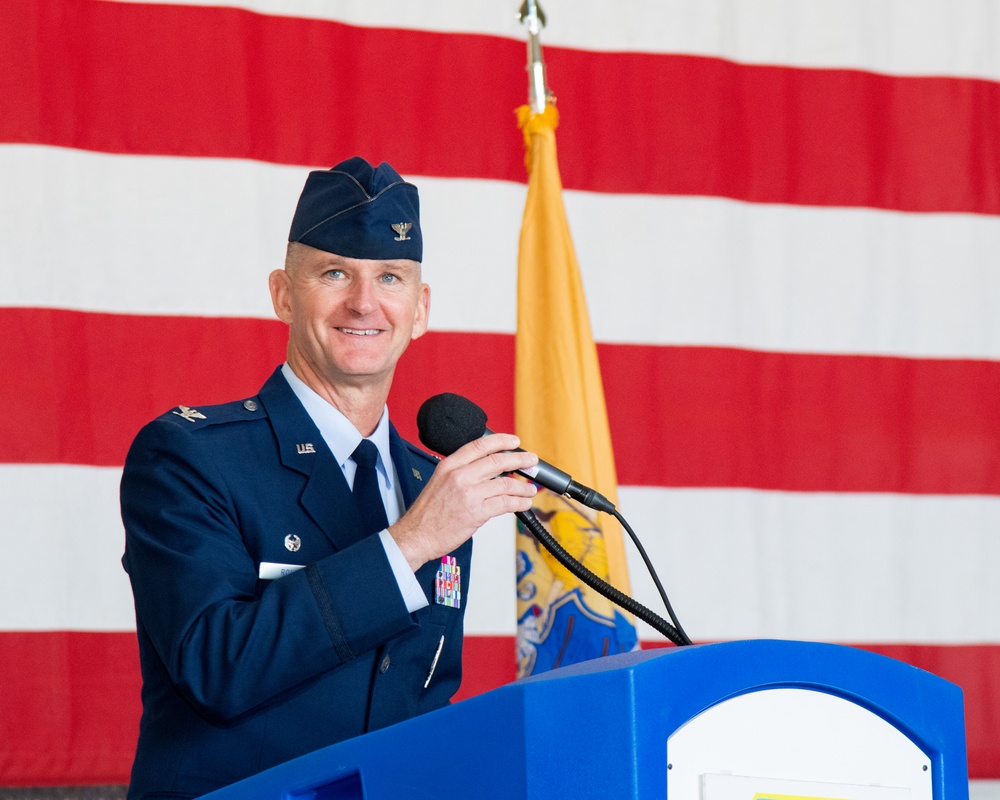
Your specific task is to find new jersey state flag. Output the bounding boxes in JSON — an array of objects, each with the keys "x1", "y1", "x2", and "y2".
[{"x1": 514, "y1": 104, "x2": 639, "y2": 677}]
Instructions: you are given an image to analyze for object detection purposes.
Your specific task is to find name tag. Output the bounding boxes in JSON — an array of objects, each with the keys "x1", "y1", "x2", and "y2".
[{"x1": 259, "y1": 562, "x2": 306, "y2": 580}]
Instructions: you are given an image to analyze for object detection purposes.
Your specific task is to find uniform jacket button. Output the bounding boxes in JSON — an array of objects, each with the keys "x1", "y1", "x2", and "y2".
[{"x1": 379, "y1": 654, "x2": 391, "y2": 674}]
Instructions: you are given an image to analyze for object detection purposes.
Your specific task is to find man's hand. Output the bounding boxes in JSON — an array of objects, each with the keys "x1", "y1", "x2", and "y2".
[{"x1": 389, "y1": 433, "x2": 538, "y2": 571}]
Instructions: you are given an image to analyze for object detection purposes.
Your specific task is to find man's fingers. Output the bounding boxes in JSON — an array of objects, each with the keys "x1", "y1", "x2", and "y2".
[
  {"x1": 482, "y1": 449, "x2": 538, "y2": 479},
  {"x1": 439, "y1": 433, "x2": 538, "y2": 480},
  {"x1": 484, "y1": 474, "x2": 537, "y2": 499},
  {"x1": 391, "y1": 434, "x2": 541, "y2": 569},
  {"x1": 443, "y1": 433, "x2": 524, "y2": 464},
  {"x1": 481, "y1": 491, "x2": 537, "y2": 518}
]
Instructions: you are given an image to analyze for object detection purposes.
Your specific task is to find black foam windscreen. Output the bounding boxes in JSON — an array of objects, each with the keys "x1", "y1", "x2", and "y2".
[{"x1": 416, "y1": 393, "x2": 489, "y2": 456}]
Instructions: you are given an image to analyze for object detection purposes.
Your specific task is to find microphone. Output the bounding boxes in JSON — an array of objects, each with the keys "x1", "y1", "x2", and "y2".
[{"x1": 416, "y1": 393, "x2": 617, "y2": 514}]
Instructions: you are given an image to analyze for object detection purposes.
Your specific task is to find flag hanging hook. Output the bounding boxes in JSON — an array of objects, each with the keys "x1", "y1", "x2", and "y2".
[{"x1": 518, "y1": 0, "x2": 551, "y2": 113}]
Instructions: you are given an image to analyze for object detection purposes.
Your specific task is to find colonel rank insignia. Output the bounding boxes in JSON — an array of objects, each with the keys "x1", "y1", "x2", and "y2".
[
  {"x1": 435, "y1": 556, "x2": 461, "y2": 608},
  {"x1": 172, "y1": 405, "x2": 206, "y2": 422},
  {"x1": 391, "y1": 222, "x2": 412, "y2": 241}
]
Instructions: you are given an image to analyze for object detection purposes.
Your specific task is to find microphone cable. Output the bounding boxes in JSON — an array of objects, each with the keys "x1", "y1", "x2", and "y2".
[
  {"x1": 415, "y1": 391, "x2": 693, "y2": 646},
  {"x1": 611, "y1": 508, "x2": 692, "y2": 646},
  {"x1": 516, "y1": 508, "x2": 692, "y2": 647}
]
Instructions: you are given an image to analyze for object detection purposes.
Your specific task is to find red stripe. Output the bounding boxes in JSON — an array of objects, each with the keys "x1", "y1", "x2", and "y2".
[
  {"x1": 0, "y1": 631, "x2": 140, "y2": 785},
  {"x1": 4, "y1": 307, "x2": 1000, "y2": 495},
  {"x1": 1, "y1": 0, "x2": 998, "y2": 213},
  {"x1": 455, "y1": 635, "x2": 518, "y2": 704},
  {"x1": 0, "y1": 309, "x2": 289, "y2": 466},
  {"x1": 2, "y1": 632, "x2": 992, "y2": 784},
  {"x1": 603, "y1": 343, "x2": 1000, "y2": 495}
]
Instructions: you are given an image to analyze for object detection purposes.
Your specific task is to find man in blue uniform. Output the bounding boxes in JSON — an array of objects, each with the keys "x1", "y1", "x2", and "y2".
[{"x1": 120, "y1": 158, "x2": 538, "y2": 799}]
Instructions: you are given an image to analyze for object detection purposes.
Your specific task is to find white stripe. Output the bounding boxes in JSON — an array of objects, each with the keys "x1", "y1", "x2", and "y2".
[
  {"x1": 971, "y1": 782, "x2": 1000, "y2": 800},
  {"x1": 0, "y1": 462, "x2": 515, "y2": 634},
  {"x1": 0, "y1": 465, "x2": 135, "y2": 632},
  {"x1": 466, "y1": 487, "x2": 1000, "y2": 643},
  {"x1": 568, "y1": 194, "x2": 1000, "y2": 359},
  {"x1": 5, "y1": 145, "x2": 1000, "y2": 361},
  {"x1": 617, "y1": 486, "x2": 1000, "y2": 645},
  {"x1": 0, "y1": 147, "x2": 289, "y2": 321},
  {"x1": 102, "y1": 0, "x2": 1000, "y2": 81},
  {"x1": 8, "y1": 464, "x2": 995, "y2": 644}
]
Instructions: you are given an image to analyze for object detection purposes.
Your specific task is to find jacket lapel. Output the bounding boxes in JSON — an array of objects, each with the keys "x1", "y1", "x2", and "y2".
[
  {"x1": 388, "y1": 423, "x2": 427, "y2": 510},
  {"x1": 389, "y1": 425, "x2": 443, "y2": 596},
  {"x1": 258, "y1": 368, "x2": 367, "y2": 552}
]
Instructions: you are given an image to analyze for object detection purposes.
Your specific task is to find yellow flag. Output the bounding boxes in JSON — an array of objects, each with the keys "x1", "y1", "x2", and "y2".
[{"x1": 515, "y1": 104, "x2": 638, "y2": 678}]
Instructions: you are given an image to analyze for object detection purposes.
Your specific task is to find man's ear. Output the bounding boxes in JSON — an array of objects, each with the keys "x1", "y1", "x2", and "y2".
[
  {"x1": 411, "y1": 283, "x2": 431, "y2": 341},
  {"x1": 269, "y1": 269, "x2": 293, "y2": 324}
]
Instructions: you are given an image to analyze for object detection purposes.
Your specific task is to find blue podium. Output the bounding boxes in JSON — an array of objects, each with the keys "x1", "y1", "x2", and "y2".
[{"x1": 200, "y1": 640, "x2": 968, "y2": 800}]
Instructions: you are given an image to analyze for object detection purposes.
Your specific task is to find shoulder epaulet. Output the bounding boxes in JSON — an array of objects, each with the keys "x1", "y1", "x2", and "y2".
[
  {"x1": 404, "y1": 439, "x2": 440, "y2": 466},
  {"x1": 158, "y1": 397, "x2": 267, "y2": 429}
]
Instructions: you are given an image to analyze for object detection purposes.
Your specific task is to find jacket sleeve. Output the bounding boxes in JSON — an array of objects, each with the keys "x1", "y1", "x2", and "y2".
[{"x1": 120, "y1": 417, "x2": 418, "y2": 722}]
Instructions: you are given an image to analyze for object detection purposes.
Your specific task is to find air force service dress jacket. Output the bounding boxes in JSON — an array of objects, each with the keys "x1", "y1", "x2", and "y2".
[{"x1": 121, "y1": 367, "x2": 470, "y2": 800}]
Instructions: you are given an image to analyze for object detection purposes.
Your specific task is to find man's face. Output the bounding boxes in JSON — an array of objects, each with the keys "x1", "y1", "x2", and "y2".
[{"x1": 269, "y1": 245, "x2": 429, "y2": 392}]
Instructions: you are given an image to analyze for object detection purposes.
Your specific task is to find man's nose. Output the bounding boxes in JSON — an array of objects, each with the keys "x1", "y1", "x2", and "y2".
[{"x1": 346, "y1": 278, "x2": 376, "y2": 314}]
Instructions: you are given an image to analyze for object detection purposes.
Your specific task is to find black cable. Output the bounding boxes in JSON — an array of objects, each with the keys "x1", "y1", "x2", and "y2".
[
  {"x1": 612, "y1": 509, "x2": 692, "y2": 646},
  {"x1": 516, "y1": 509, "x2": 689, "y2": 647}
]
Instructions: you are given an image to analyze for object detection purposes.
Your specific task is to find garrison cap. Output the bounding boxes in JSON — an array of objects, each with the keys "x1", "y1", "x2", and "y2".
[{"x1": 288, "y1": 157, "x2": 422, "y2": 262}]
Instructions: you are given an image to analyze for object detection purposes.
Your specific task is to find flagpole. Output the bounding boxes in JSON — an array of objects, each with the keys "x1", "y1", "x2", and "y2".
[
  {"x1": 513, "y1": 0, "x2": 688, "y2": 672},
  {"x1": 518, "y1": 0, "x2": 549, "y2": 113}
]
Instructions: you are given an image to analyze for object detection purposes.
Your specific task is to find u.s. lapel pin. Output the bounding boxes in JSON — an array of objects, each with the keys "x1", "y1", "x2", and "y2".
[{"x1": 284, "y1": 534, "x2": 301, "y2": 552}]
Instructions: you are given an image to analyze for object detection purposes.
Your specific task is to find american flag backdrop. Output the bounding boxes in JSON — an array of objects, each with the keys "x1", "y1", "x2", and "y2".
[{"x1": 2, "y1": 0, "x2": 999, "y2": 789}]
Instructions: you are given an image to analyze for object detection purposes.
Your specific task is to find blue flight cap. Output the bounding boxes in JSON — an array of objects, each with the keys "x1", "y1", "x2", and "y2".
[{"x1": 288, "y1": 157, "x2": 422, "y2": 262}]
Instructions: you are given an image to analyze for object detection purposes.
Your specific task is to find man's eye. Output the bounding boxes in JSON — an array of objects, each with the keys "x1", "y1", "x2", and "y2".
[
  {"x1": 325, "y1": 269, "x2": 344, "y2": 279},
  {"x1": 380, "y1": 274, "x2": 399, "y2": 283}
]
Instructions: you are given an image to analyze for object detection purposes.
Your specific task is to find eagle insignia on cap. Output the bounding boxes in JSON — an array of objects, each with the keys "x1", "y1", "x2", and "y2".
[{"x1": 391, "y1": 222, "x2": 413, "y2": 241}]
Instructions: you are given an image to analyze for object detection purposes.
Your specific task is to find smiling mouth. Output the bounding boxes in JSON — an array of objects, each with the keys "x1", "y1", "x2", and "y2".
[{"x1": 338, "y1": 328, "x2": 381, "y2": 336}]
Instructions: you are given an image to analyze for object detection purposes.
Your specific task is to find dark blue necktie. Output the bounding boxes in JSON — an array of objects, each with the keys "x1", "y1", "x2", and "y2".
[{"x1": 351, "y1": 439, "x2": 389, "y2": 538}]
